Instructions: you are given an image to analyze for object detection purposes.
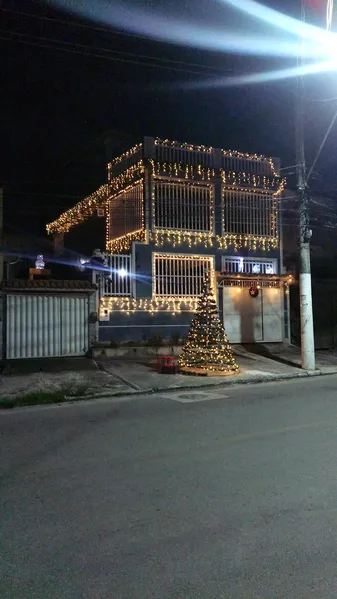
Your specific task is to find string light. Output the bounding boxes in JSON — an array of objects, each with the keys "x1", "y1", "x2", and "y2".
[
  {"x1": 46, "y1": 185, "x2": 108, "y2": 234},
  {"x1": 154, "y1": 138, "x2": 213, "y2": 153},
  {"x1": 47, "y1": 163, "x2": 143, "y2": 235},
  {"x1": 154, "y1": 138, "x2": 277, "y2": 174},
  {"x1": 46, "y1": 139, "x2": 284, "y2": 249},
  {"x1": 106, "y1": 229, "x2": 146, "y2": 253},
  {"x1": 149, "y1": 230, "x2": 279, "y2": 251},
  {"x1": 107, "y1": 143, "x2": 143, "y2": 169},
  {"x1": 100, "y1": 275, "x2": 293, "y2": 317},
  {"x1": 105, "y1": 180, "x2": 144, "y2": 252},
  {"x1": 221, "y1": 171, "x2": 284, "y2": 191},
  {"x1": 151, "y1": 160, "x2": 215, "y2": 182},
  {"x1": 100, "y1": 296, "x2": 199, "y2": 316}
]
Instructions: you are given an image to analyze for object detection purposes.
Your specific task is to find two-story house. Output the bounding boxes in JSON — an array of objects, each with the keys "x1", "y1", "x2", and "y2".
[{"x1": 47, "y1": 137, "x2": 291, "y2": 344}]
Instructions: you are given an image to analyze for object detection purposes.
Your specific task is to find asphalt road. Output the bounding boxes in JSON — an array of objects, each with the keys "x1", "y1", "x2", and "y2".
[{"x1": 2, "y1": 375, "x2": 337, "y2": 598}]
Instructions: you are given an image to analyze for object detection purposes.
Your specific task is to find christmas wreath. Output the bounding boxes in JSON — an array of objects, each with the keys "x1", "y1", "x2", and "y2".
[{"x1": 249, "y1": 286, "x2": 259, "y2": 298}]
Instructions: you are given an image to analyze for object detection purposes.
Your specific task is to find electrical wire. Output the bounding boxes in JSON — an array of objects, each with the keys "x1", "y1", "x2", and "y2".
[
  {"x1": 0, "y1": 6, "x2": 185, "y2": 44},
  {"x1": 0, "y1": 22, "x2": 238, "y2": 76},
  {"x1": 306, "y1": 103, "x2": 337, "y2": 185},
  {"x1": 1, "y1": 31, "x2": 221, "y2": 76}
]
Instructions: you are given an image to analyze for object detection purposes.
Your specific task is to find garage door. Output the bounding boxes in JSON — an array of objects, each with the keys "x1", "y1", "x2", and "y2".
[
  {"x1": 6, "y1": 294, "x2": 89, "y2": 359},
  {"x1": 222, "y1": 287, "x2": 283, "y2": 344}
]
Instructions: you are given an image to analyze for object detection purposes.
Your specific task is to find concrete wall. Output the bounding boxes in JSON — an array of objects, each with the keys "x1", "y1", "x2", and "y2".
[
  {"x1": 99, "y1": 310, "x2": 193, "y2": 343},
  {"x1": 290, "y1": 281, "x2": 337, "y2": 349}
]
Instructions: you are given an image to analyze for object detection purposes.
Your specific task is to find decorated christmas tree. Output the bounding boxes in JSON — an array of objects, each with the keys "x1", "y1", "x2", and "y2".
[{"x1": 179, "y1": 274, "x2": 239, "y2": 375}]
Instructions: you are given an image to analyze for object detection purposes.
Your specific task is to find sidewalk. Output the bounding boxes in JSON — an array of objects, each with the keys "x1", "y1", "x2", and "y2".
[
  {"x1": 2, "y1": 346, "x2": 337, "y2": 401},
  {"x1": 96, "y1": 345, "x2": 337, "y2": 395},
  {"x1": 240, "y1": 343, "x2": 337, "y2": 373},
  {"x1": 0, "y1": 357, "x2": 130, "y2": 399}
]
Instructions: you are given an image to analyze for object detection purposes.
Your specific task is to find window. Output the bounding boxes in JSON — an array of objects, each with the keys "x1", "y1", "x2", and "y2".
[
  {"x1": 221, "y1": 256, "x2": 277, "y2": 275},
  {"x1": 108, "y1": 182, "x2": 143, "y2": 241},
  {"x1": 99, "y1": 254, "x2": 132, "y2": 296},
  {"x1": 153, "y1": 253, "x2": 214, "y2": 297},
  {"x1": 222, "y1": 189, "x2": 277, "y2": 238},
  {"x1": 153, "y1": 181, "x2": 213, "y2": 232}
]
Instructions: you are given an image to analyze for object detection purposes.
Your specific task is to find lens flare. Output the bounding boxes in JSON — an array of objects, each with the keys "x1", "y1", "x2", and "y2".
[
  {"x1": 176, "y1": 60, "x2": 337, "y2": 90},
  {"x1": 42, "y1": 0, "x2": 337, "y2": 84},
  {"x1": 327, "y1": 0, "x2": 334, "y2": 31}
]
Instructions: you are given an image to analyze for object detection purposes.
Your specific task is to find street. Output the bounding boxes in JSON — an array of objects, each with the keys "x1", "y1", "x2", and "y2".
[{"x1": 2, "y1": 375, "x2": 337, "y2": 598}]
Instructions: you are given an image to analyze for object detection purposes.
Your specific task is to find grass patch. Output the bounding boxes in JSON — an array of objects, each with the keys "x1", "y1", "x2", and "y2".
[{"x1": 0, "y1": 384, "x2": 89, "y2": 410}]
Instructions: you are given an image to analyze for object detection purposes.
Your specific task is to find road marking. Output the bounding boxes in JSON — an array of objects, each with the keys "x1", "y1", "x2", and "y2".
[{"x1": 168, "y1": 391, "x2": 230, "y2": 403}]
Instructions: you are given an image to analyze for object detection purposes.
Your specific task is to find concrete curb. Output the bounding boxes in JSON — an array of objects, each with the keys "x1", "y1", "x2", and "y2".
[
  {"x1": 93, "y1": 359, "x2": 141, "y2": 391},
  {"x1": 66, "y1": 367, "x2": 337, "y2": 402},
  {"x1": 3, "y1": 368, "x2": 337, "y2": 411}
]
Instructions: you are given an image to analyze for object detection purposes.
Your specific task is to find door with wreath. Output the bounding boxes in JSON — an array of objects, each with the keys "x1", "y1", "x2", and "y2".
[{"x1": 222, "y1": 285, "x2": 283, "y2": 344}]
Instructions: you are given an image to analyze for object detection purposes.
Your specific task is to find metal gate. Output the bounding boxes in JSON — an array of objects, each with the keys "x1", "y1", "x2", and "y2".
[
  {"x1": 222, "y1": 286, "x2": 283, "y2": 344},
  {"x1": 6, "y1": 294, "x2": 89, "y2": 359}
]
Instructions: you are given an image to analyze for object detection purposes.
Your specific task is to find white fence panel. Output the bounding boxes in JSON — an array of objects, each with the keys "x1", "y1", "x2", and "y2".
[
  {"x1": 6, "y1": 294, "x2": 89, "y2": 359},
  {"x1": 60, "y1": 296, "x2": 89, "y2": 356}
]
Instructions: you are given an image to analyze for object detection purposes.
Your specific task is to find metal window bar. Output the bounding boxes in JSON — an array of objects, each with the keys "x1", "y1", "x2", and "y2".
[
  {"x1": 109, "y1": 182, "x2": 143, "y2": 241},
  {"x1": 154, "y1": 182, "x2": 212, "y2": 232},
  {"x1": 100, "y1": 254, "x2": 132, "y2": 296},
  {"x1": 154, "y1": 255, "x2": 213, "y2": 296},
  {"x1": 221, "y1": 256, "x2": 277, "y2": 275},
  {"x1": 222, "y1": 190, "x2": 276, "y2": 237}
]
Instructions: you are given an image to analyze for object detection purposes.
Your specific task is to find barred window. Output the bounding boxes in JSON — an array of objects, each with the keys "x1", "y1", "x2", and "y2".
[
  {"x1": 222, "y1": 189, "x2": 276, "y2": 237},
  {"x1": 221, "y1": 256, "x2": 277, "y2": 275},
  {"x1": 109, "y1": 182, "x2": 143, "y2": 240},
  {"x1": 153, "y1": 253, "x2": 214, "y2": 297},
  {"x1": 154, "y1": 181, "x2": 213, "y2": 232},
  {"x1": 98, "y1": 254, "x2": 131, "y2": 296}
]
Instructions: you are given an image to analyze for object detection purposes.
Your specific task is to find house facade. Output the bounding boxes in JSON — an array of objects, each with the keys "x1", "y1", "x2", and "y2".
[{"x1": 47, "y1": 137, "x2": 292, "y2": 344}]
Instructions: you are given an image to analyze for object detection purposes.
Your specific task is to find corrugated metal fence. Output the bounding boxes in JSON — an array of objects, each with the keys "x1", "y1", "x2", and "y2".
[{"x1": 6, "y1": 294, "x2": 90, "y2": 359}]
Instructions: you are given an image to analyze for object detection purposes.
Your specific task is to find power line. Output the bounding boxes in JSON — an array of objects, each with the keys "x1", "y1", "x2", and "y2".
[
  {"x1": 306, "y1": 104, "x2": 337, "y2": 185},
  {"x1": 0, "y1": 6, "x2": 178, "y2": 44},
  {"x1": 0, "y1": 16, "x2": 237, "y2": 76},
  {"x1": 0, "y1": 30, "x2": 207, "y2": 75},
  {"x1": 1, "y1": 26, "x2": 230, "y2": 74}
]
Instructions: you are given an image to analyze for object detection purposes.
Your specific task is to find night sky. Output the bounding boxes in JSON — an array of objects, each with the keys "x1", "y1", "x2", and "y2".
[{"x1": 2, "y1": 0, "x2": 337, "y2": 242}]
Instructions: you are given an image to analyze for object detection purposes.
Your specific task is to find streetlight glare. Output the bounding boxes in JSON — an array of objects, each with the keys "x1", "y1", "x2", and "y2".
[
  {"x1": 327, "y1": 0, "x2": 334, "y2": 31},
  {"x1": 41, "y1": 0, "x2": 337, "y2": 88},
  {"x1": 43, "y1": 0, "x2": 335, "y2": 64},
  {"x1": 176, "y1": 60, "x2": 337, "y2": 90}
]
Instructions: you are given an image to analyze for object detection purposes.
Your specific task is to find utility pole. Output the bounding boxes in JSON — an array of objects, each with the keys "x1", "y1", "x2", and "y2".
[
  {"x1": 296, "y1": 0, "x2": 315, "y2": 370},
  {"x1": 0, "y1": 187, "x2": 3, "y2": 282}
]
